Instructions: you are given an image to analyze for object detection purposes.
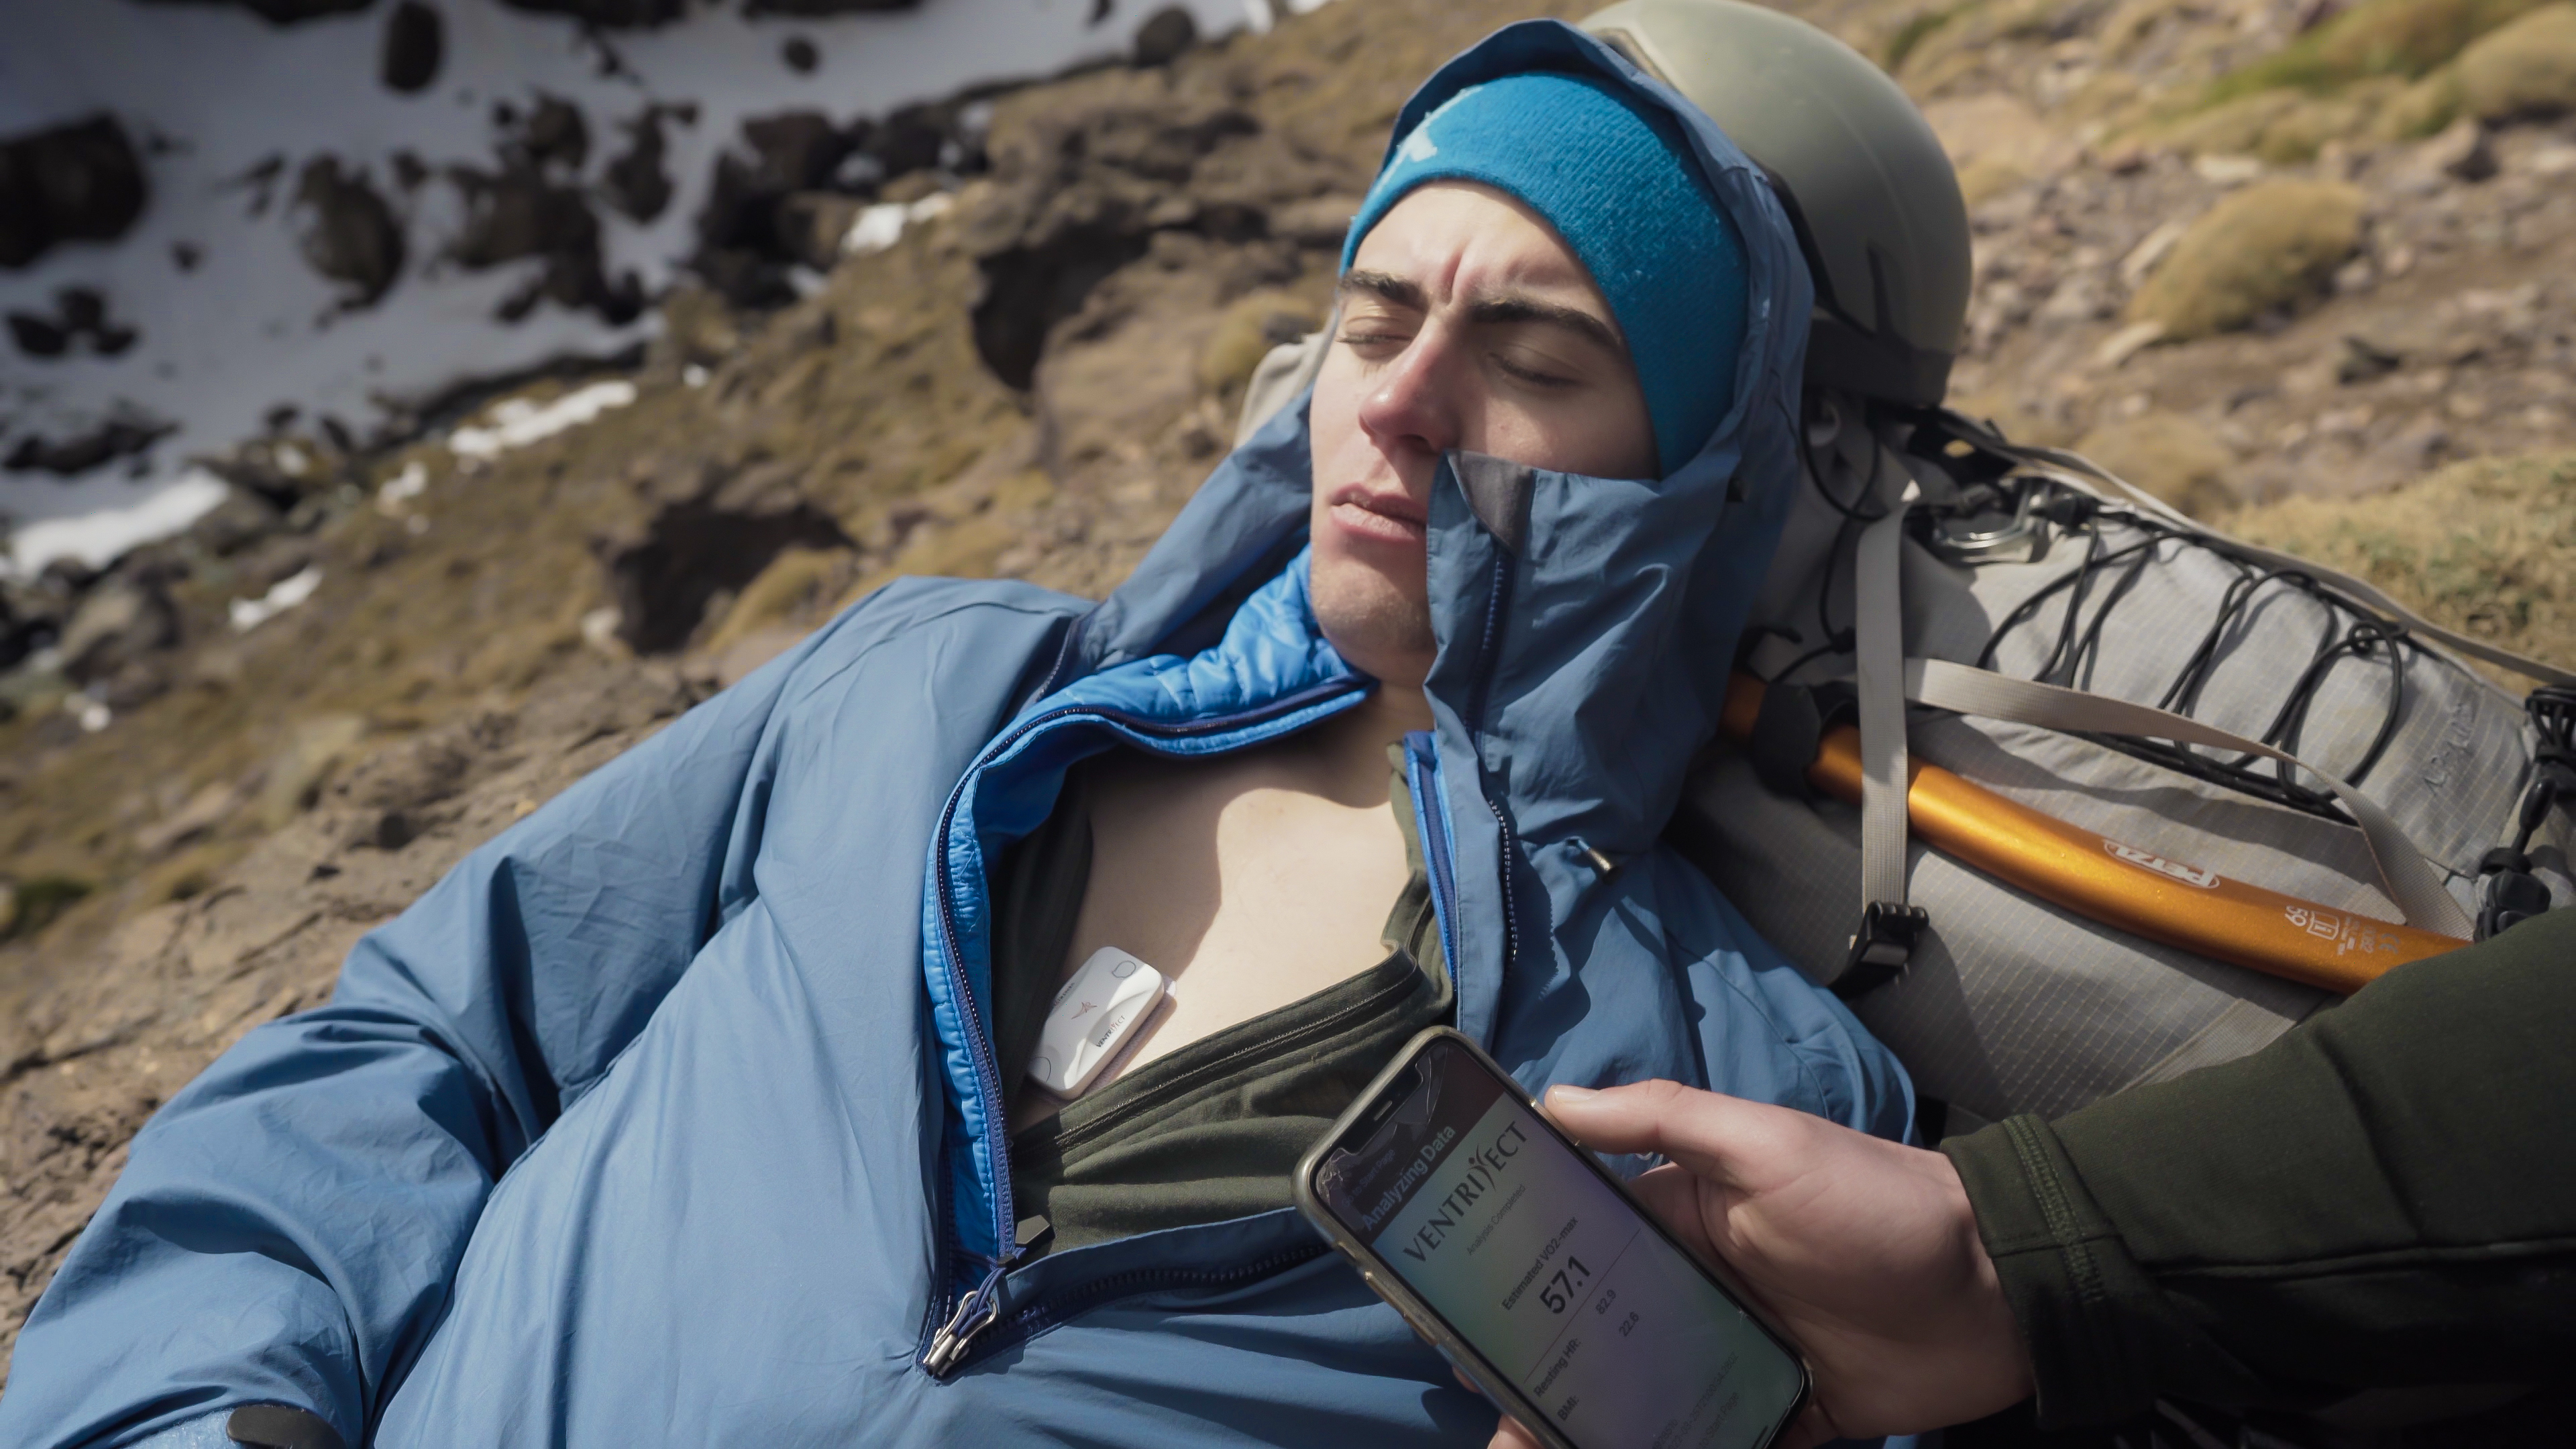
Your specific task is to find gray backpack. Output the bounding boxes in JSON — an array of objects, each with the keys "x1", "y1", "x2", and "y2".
[{"x1": 1682, "y1": 404, "x2": 2575, "y2": 1130}]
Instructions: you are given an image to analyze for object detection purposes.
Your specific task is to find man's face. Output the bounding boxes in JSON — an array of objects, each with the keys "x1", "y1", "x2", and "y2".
[{"x1": 1307, "y1": 181, "x2": 1658, "y2": 690}]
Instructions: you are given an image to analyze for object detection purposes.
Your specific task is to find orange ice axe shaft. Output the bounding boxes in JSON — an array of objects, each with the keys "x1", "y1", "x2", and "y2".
[{"x1": 1719, "y1": 677, "x2": 2466, "y2": 996}]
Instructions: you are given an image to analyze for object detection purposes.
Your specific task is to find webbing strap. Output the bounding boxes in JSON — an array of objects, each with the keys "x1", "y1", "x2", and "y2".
[
  {"x1": 1907, "y1": 657, "x2": 2477, "y2": 938},
  {"x1": 1854, "y1": 501, "x2": 1913, "y2": 916}
]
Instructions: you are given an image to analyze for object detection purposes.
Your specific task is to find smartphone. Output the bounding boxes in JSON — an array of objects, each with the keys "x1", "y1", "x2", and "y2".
[{"x1": 1295, "y1": 1028, "x2": 1811, "y2": 1449}]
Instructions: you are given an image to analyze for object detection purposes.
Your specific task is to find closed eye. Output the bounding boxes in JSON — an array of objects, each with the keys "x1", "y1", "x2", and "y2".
[{"x1": 1490, "y1": 352, "x2": 1578, "y2": 388}]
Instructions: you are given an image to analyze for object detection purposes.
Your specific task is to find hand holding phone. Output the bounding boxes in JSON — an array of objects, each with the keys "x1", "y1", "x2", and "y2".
[
  {"x1": 1493, "y1": 1079, "x2": 2033, "y2": 1448},
  {"x1": 1296, "y1": 1029, "x2": 1813, "y2": 1449}
]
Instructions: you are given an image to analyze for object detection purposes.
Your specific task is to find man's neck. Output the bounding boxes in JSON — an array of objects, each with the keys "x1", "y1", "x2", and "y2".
[
  {"x1": 1299, "y1": 682, "x2": 1433, "y2": 800},
  {"x1": 1348, "y1": 680, "x2": 1435, "y2": 742}
]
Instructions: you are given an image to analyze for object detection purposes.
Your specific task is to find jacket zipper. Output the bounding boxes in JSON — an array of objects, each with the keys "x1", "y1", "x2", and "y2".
[
  {"x1": 1405, "y1": 733, "x2": 1463, "y2": 991},
  {"x1": 920, "y1": 678, "x2": 1366, "y2": 1376},
  {"x1": 1466, "y1": 550, "x2": 1525, "y2": 978},
  {"x1": 943, "y1": 1241, "x2": 1334, "y2": 1379}
]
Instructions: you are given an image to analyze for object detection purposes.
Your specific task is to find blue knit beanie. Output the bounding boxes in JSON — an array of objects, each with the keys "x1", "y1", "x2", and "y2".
[{"x1": 1341, "y1": 70, "x2": 1748, "y2": 478}]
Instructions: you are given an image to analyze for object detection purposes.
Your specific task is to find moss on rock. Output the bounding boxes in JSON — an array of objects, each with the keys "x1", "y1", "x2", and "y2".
[
  {"x1": 2124, "y1": 178, "x2": 2365, "y2": 341},
  {"x1": 1197, "y1": 288, "x2": 1323, "y2": 401},
  {"x1": 2375, "y1": 64, "x2": 2468, "y2": 138},
  {"x1": 2226, "y1": 450, "x2": 2576, "y2": 674},
  {"x1": 2075, "y1": 412, "x2": 2239, "y2": 519},
  {"x1": 2144, "y1": 80, "x2": 2400, "y2": 162},
  {"x1": 2210, "y1": 0, "x2": 2553, "y2": 101},
  {"x1": 2458, "y1": 3, "x2": 2576, "y2": 120}
]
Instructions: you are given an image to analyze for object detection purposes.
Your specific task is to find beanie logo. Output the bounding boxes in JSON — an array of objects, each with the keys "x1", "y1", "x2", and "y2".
[{"x1": 1394, "y1": 83, "x2": 1483, "y2": 166}]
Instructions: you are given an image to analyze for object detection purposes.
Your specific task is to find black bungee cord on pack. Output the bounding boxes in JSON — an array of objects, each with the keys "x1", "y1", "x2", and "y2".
[
  {"x1": 1966, "y1": 476, "x2": 2420, "y2": 824},
  {"x1": 2478, "y1": 685, "x2": 2576, "y2": 939}
]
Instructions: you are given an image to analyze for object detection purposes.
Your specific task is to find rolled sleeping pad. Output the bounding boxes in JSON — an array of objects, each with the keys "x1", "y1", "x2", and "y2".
[{"x1": 1717, "y1": 675, "x2": 2468, "y2": 995}]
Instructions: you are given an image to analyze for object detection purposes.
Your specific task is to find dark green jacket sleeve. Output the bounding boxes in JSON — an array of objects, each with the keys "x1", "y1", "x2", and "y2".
[{"x1": 1942, "y1": 908, "x2": 2576, "y2": 1428}]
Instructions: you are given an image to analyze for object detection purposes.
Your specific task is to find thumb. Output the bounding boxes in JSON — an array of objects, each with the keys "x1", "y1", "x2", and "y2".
[{"x1": 1542, "y1": 1079, "x2": 1774, "y2": 1189}]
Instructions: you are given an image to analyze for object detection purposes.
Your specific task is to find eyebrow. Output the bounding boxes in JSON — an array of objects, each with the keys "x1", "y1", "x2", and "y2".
[{"x1": 1338, "y1": 269, "x2": 1626, "y2": 356}]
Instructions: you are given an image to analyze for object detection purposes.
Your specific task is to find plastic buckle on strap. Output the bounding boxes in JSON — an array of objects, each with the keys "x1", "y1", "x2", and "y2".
[{"x1": 1835, "y1": 901, "x2": 1928, "y2": 998}]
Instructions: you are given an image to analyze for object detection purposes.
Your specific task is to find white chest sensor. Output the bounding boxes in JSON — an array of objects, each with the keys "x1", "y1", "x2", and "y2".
[{"x1": 1026, "y1": 947, "x2": 1167, "y2": 1099}]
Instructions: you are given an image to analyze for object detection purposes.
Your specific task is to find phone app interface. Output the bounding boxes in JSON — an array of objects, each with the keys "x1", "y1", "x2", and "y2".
[{"x1": 1316, "y1": 1042, "x2": 1803, "y2": 1449}]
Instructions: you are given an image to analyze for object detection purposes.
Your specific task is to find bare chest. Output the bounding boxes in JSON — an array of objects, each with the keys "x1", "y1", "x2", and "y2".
[{"x1": 1064, "y1": 749, "x2": 1411, "y2": 1077}]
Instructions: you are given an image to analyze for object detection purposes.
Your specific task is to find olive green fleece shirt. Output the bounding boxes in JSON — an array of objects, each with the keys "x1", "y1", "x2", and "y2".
[{"x1": 1943, "y1": 906, "x2": 2576, "y2": 1428}]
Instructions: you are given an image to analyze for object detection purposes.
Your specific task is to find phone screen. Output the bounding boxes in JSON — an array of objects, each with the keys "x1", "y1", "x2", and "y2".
[{"x1": 1310, "y1": 1036, "x2": 1805, "y2": 1449}]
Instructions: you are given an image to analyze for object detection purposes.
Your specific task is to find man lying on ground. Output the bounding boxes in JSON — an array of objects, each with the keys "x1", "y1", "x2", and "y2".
[{"x1": 1, "y1": 21, "x2": 1911, "y2": 1448}]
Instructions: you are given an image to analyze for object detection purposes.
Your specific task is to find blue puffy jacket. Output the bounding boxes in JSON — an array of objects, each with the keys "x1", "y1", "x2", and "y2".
[{"x1": 1, "y1": 23, "x2": 1911, "y2": 1448}]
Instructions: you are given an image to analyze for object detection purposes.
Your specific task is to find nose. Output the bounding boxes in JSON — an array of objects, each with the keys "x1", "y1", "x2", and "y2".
[{"x1": 1355, "y1": 321, "x2": 1464, "y2": 469}]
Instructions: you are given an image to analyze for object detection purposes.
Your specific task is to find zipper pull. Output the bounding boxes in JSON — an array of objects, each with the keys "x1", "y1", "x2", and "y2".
[{"x1": 922, "y1": 1261, "x2": 1008, "y2": 1378}]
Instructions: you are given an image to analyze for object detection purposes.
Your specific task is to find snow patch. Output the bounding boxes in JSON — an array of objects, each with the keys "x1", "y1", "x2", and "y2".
[
  {"x1": 447, "y1": 380, "x2": 638, "y2": 462},
  {"x1": 7, "y1": 468, "x2": 230, "y2": 578},
  {"x1": 228, "y1": 564, "x2": 323, "y2": 633},
  {"x1": 376, "y1": 460, "x2": 429, "y2": 513},
  {"x1": 841, "y1": 192, "x2": 955, "y2": 257}
]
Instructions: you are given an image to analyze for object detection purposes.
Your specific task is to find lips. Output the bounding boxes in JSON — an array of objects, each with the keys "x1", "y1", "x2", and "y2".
[{"x1": 1327, "y1": 484, "x2": 1429, "y2": 545}]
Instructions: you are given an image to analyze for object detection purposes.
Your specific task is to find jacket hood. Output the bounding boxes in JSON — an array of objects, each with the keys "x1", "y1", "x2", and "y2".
[{"x1": 1065, "y1": 20, "x2": 1813, "y2": 859}]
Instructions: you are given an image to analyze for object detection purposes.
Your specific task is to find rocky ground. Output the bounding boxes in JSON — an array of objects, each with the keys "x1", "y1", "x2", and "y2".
[{"x1": 7, "y1": 0, "x2": 2576, "y2": 1381}]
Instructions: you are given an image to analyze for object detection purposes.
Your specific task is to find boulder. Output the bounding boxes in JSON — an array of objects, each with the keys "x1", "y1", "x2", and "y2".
[
  {"x1": 775, "y1": 191, "x2": 866, "y2": 270},
  {"x1": 2123, "y1": 178, "x2": 2365, "y2": 341},
  {"x1": 292, "y1": 158, "x2": 405, "y2": 309},
  {"x1": 6, "y1": 310, "x2": 68, "y2": 358},
  {"x1": 445, "y1": 162, "x2": 637, "y2": 323},
  {"x1": 690, "y1": 111, "x2": 858, "y2": 304},
  {"x1": 6, "y1": 285, "x2": 140, "y2": 361},
  {"x1": 4, "y1": 411, "x2": 174, "y2": 477},
  {"x1": 602, "y1": 103, "x2": 683, "y2": 222},
  {"x1": 963, "y1": 86, "x2": 1262, "y2": 388},
  {"x1": 506, "y1": 94, "x2": 590, "y2": 175},
  {"x1": 2458, "y1": 3, "x2": 2576, "y2": 120},
  {"x1": 737, "y1": 111, "x2": 849, "y2": 196},
  {"x1": 55, "y1": 576, "x2": 180, "y2": 686},
  {"x1": 1132, "y1": 5, "x2": 1197, "y2": 66},
  {"x1": 0, "y1": 115, "x2": 149, "y2": 270},
  {"x1": 865, "y1": 103, "x2": 956, "y2": 181},
  {"x1": 380, "y1": 1, "x2": 442, "y2": 93}
]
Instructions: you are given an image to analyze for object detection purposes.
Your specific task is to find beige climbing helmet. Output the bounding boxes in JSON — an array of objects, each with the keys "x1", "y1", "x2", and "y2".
[{"x1": 1581, "y1": 0, "x2": 1972, "y2": 407}]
